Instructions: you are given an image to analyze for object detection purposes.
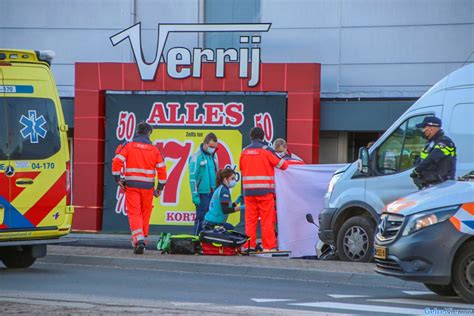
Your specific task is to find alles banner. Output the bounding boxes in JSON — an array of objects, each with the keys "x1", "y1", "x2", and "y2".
[{"x1": 103, "y1": 93, "x2": 286, "y2": 233}]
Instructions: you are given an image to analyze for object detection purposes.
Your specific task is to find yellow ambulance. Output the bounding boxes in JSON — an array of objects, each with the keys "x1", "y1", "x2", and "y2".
[{"x1": 0, "y1": 49, "x2": 74, "y2": 268}]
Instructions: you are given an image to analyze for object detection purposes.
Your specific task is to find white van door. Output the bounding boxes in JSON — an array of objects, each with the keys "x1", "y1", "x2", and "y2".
[
  {"x1": 365, "y1": 108, "x2": 442, "y2": 212},
  {"x1": 442, "y1": 88, "x2": 474, "y2": 177}
]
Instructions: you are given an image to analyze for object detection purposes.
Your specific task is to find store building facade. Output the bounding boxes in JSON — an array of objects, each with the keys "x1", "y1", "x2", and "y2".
[
  {"x1": 3, "y1": 0, "x2": 472, "y2": 162},
  {"x1": 2, "y1": 0, "x2": 472, "y2": 231}
]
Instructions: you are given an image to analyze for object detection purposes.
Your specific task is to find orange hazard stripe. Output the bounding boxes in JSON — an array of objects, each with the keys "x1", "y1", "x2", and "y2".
[
  {"x1": 24, "y1": 172, "x2": 66, "y2": 226},
  {"x1": 461, "y1": 202, "x2": 474, "y2": 216},
  {"x1": 449, "y1": 216, "x2": 462, "y2": 232}
]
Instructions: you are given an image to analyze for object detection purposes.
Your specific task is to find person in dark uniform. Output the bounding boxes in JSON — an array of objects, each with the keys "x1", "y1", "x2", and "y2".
[{"x1": 410, "y1": 116, "x2": 457, "y2": 189}]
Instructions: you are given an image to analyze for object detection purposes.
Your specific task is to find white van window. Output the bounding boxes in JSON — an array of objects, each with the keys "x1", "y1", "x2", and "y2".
[
  {"x1": 2, "y1": 97, "x2": 60, "y2": 160},
  {"x1": 376, "y1": 115, "x2": 431, "y2": 174}
]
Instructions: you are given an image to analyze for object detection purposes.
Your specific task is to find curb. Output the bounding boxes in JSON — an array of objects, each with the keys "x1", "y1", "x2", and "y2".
[{"x1": 39, "y1": 253, "x2": 425, "y2": 290}]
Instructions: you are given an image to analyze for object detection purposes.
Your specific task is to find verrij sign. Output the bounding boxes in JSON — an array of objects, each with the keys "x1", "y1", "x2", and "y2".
[{"x1": 110, "y1": 23, "x2": 271, "y2": 87}]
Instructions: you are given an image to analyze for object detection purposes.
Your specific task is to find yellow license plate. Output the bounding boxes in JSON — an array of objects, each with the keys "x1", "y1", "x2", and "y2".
[{"x1": 374, "y1": 245, "x2": 387, "y2": 259}]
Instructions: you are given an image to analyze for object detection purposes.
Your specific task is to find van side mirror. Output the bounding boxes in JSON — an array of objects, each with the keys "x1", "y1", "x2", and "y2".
[
  {"x1": 358, "y1": 147, "x2": 369, "y2": 174},
  {"x1": 306, "y1": 213, "x2": 319, "y2": 228}
]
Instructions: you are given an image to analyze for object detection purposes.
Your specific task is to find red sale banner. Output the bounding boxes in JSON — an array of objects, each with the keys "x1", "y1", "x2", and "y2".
[{"x1": 103, "y1": 93, "x2": 286, "y2": 232}]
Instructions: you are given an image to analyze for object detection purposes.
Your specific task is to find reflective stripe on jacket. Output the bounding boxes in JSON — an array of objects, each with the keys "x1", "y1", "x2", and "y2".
[
  {"x1": 112, "y1": 135, "x2": 167, "y2": 189},
  {"x1": 239, "y1": 140, "x2": 288, "y2": 196},
  {"x1": 282, "y1": 150, "x2": 305, "y2": 165},
  {"x1": 415, "y1": 130, "x2": 457, "y2": 183}
]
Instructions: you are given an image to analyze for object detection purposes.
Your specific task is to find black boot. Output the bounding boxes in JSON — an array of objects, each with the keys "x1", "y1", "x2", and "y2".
[{"x1": 133, "y1": 240, "x2": 146, "y2": 255}]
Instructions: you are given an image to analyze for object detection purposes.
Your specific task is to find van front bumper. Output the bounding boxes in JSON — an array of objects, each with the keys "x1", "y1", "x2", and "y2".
[
  {"x1": 374, "y1": 220, "x2": 464, "y2": 285},
  {"x1": 318, "y1": 208, "x2": 337, "y2": 246}
]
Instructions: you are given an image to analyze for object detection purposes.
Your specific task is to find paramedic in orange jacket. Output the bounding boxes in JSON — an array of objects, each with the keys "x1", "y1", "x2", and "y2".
[
  {"x1": 239, "y1": 127, "x2": 289, "y2": 251},
  {"x1": 273, "y1": 138, "x2": 304, "y2": 165},
  {"x1": 112, "y1": 122, "x2": 167, "y2": 254}
]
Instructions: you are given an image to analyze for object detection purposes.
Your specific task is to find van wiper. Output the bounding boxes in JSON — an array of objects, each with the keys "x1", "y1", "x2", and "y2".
[{"x1": 457, "y1": 171, "x2": 474, "y2": 182}]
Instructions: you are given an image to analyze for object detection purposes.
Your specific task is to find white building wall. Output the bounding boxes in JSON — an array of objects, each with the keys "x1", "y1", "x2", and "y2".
[
  {"x1": 1, "y1": 0, "x2": 472, "y2": 98},
  {"x1": 0, "y1": 0, "x2": 199, "y2": 96},
  {"x1": 261, "y1": 0, "x2": 474, "y2": 98}
]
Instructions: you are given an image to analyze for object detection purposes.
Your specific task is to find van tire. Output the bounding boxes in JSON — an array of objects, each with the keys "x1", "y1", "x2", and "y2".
[
  {"x1": 452, "y1": 241, "x2": 474, "y2": 303},
  {"x1": 424, "y1": 283, "x2": 457, "y2": 297},
  {"x1": 337, "y1": 216, "x2": 374, "y2": 262},
  {"x1": 1, "y1": 247, "x2": 36, "y2": 269}
]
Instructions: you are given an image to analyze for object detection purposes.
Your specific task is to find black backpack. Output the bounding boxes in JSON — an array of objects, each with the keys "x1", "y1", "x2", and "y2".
[{"x1": 199, "y1": 226, "x2": 249, "y2": 248}]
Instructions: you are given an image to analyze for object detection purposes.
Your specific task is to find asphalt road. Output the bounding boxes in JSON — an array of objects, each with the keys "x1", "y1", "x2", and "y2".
[{"x1": 1, "y1": 258, "x2": 473, "y2": 315}]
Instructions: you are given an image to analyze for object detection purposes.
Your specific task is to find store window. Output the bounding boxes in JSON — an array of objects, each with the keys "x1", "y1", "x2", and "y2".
[
  {"x1": 376, "y1": 115, "x2": 431, "y2": 174},
  {"x1": 204, "y1": 0, "x2": 261, "y2": 50},
  {"x1": 347, "y1": 132, "x2": 381, "y2": 162}
]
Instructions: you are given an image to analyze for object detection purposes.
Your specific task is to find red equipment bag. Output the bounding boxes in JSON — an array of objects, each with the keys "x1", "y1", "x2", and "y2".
[{"x1": 201, "y1": 242, "x2": 241, "y2": 256}]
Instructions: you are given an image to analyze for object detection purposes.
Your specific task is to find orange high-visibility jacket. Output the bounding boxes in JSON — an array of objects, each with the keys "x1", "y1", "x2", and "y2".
[
  {"x1": 112, "y1": 135, "x2": 167, "y2": 190},
  {"x1": 284, "y1": 150, "x2": 305, "y2": 165},
  {"x1": 239, "y1": 140, "x2": 288, "y2": 196}
]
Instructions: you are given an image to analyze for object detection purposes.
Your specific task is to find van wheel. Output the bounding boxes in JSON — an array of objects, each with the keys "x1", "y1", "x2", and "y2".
[
  {"x1": 1, "y1": 247, "x2": 36, "y2": 269},
  {"x1": 424, "y1": 283, "x2": 457, "y2": 296},
  {"x1": 452, "y1": 241, "x2": 474, "y2": 303},
  {"x1": 337, "y1": 216, "x2": 374, "y2": 262}
]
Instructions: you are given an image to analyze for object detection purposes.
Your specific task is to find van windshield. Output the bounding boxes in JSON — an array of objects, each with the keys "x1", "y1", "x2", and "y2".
[{"x1": 0, "y1": 97, "x2": 60, "y2": 160}]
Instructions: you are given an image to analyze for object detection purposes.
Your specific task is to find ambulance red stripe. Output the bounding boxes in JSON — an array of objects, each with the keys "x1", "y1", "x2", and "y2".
[{"x1": 24, "y1": 172, "x2": 66, "y2": 226}]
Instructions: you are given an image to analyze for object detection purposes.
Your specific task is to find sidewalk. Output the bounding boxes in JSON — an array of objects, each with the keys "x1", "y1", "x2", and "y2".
[{"x1": 45, "y1": 232, "x2": 426, "y2": 290}]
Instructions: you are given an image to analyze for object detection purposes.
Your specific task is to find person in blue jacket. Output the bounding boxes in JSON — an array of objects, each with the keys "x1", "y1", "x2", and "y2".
[
  {"x1": 203, "y1": 168, "x2": 244, "y2": 231},
  {"x1": 188, "y1": 133, "x2": 219, "y2": 235}
]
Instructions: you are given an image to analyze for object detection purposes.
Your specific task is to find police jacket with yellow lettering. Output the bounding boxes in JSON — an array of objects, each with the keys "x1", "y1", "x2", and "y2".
[{"x1": 415, "y1": 130, "x2": 456, "y2": 183}]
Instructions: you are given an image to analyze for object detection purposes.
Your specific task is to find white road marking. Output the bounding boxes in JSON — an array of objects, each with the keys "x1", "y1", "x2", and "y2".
[
  {"x1": 370, "y1": 298, "x2": 474, "y2": 309},
  {"x1": 328, "y1": 294, "x2": 370, "y2": 299},
  {"x1": 289, "y1": 302, "x2": 424, "y2": 315},
  {"x1": 251, "y1": 298, "x2": 295, "y2": 303},
  {"x1": 403, "y1": 291, "x2": 434, "y2": 296}
]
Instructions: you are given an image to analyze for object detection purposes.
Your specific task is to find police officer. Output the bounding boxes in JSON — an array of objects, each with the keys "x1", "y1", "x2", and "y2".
[{"x1": 410, "y1": 116, "x2": 456, "y2": 189}]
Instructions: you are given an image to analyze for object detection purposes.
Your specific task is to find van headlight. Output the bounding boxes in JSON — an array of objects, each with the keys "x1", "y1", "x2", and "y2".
[
  {"x1": 402, "y1": 205, "x2": 460, "y2": 236},
  {"x1": 327, "y1": 173, "x2": 343, "y2": 194}
]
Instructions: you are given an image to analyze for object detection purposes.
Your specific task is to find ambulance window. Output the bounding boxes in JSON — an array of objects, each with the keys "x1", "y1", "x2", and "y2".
[
  {"x1": 376, "y1": 115, "x2": 431, "y2": 174},
  {"x1": 4, "y1": 98, "x2": 60, "y2": 160}
]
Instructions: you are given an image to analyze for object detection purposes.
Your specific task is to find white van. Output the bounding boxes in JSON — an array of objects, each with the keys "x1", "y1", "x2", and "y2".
[{"x1": 318, "y1": 64, "x2": 474, "y2": 262}]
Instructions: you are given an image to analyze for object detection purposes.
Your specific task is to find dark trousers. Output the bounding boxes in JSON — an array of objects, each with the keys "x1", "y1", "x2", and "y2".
[{"x1": 194, "y1": 193, "x2": 212, "y2": 235}]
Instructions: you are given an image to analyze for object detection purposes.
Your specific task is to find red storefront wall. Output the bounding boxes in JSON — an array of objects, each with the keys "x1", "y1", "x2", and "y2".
[{"x1": 73, "y1": 62, "x2": 321, "y2": 231}]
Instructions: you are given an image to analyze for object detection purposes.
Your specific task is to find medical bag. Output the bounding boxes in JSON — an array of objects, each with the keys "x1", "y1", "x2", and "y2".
[
  {"x1": 201, "y1": 242, "x2": 241, "y2": 256},
  {"x1": 169, "y1": 234, "x2": 200, "y2": 255},
  {"x1": 199, "y1": 226, "x2": 249, "y2": 255}
]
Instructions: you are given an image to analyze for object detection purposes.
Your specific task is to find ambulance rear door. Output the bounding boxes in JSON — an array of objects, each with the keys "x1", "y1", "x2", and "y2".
[{"x1": 2, "y1": 64, "x2": 67, "y2": 233}]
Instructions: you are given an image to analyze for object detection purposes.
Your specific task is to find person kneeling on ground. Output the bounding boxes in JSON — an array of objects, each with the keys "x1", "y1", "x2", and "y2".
[{"x1": 202, "y1": 168, "x2": 244, "y2": 231}]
